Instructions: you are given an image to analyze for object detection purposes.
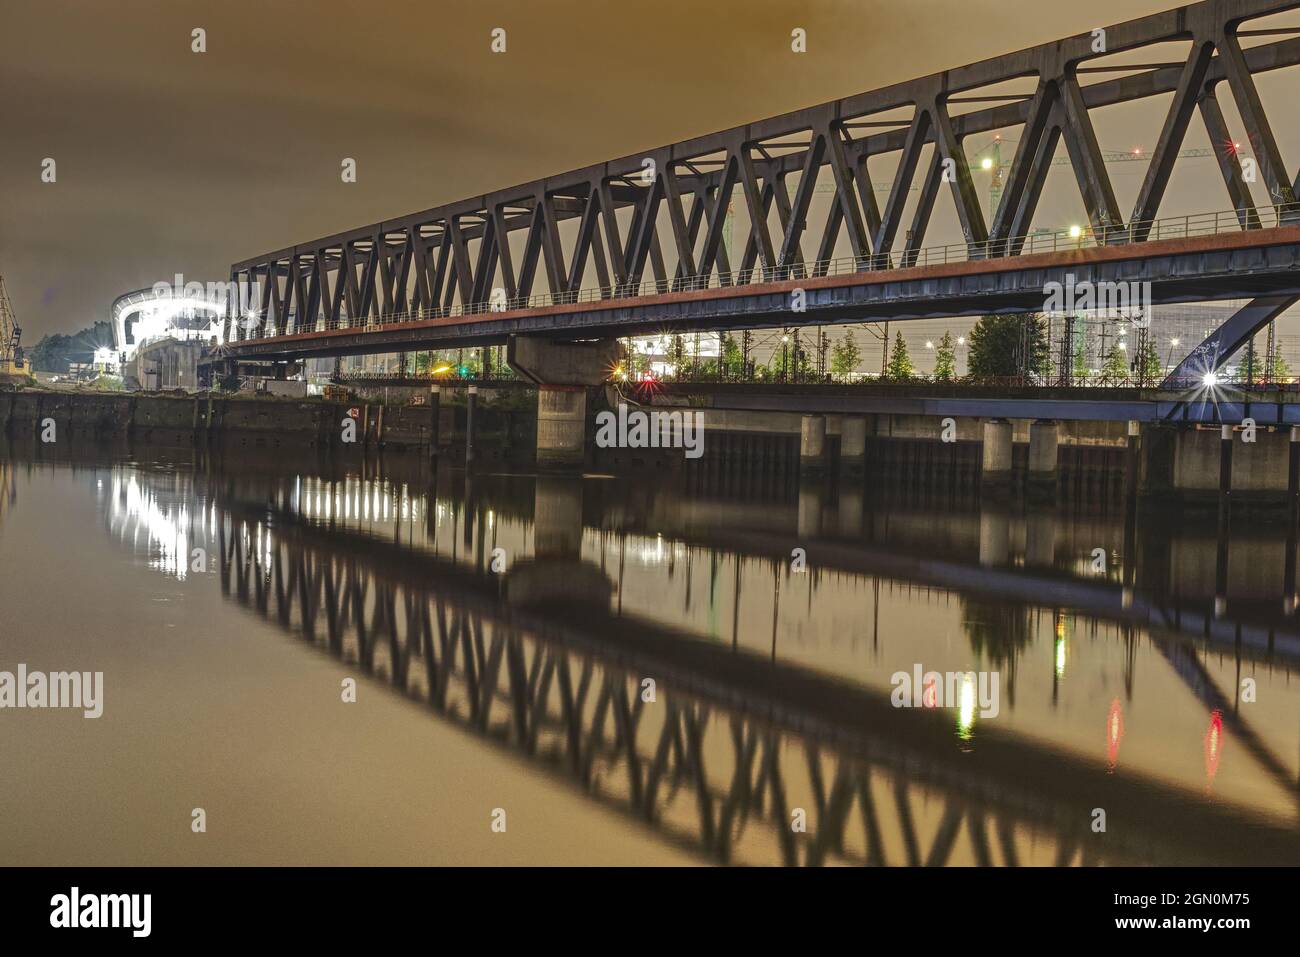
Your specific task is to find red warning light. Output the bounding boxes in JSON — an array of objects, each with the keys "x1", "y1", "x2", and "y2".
[
  {"x1": 1106, "y1": 699, "x2": 1124, "y2": 769},
  {"x1": 1204, "y1": 710, "x2": 1224, "y2": 784}
]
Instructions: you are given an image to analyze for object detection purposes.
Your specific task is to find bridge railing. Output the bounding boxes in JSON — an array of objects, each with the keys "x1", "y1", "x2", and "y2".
[{"x1": 243, "y1": 202, "x2": 1300, "y2": 340}]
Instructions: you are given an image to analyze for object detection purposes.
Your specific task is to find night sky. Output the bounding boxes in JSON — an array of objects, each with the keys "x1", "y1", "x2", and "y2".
[{"x1": 0, "y1": 0, "x2": 1286, "y2": 340}]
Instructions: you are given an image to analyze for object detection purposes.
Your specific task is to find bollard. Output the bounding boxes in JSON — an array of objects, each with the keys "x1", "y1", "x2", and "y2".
[{"x1": 429, "y1": 385, "x2": 441, "y2": 461}]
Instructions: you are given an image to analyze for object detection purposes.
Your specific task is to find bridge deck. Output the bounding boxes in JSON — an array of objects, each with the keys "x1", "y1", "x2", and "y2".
[{"x1": 219, "y1": 225, "x2": 1300, "y2": 360}]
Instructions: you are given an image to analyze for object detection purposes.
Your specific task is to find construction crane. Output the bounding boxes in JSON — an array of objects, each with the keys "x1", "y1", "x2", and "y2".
[
  {"x1": 975, "y1": 136, "x2": 1214, "y2": 220},
  {"x1": 0, "y1": 275, "x2": 26, "y2": 377}
]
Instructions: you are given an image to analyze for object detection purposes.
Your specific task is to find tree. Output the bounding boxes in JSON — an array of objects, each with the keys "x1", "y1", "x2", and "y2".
[
  {"x1": 453, "y1": 352, "x2": 481, "y2": 377},
  {"x1": 933, "y1": 331, "x2": 957, "y2": 381},
  {"x1": 29, "y1": 334, "x2": 74, "y2": 373},
  {"x1": 667, "y1": 335, "x2": 687, "y2": 379},
  {"x1": 30, "y1": 322, "x2": 110, "y2": 373},
  {"x1": 623, "y1": 339, "x2": 650, "y2": 380},
  {"x1": 830, "y1": 329, "x2": 862, "y2": 382},
  {"x1": 1101, "y1": 343, "x2": 1129, "y2": 384},
  {"x1": 1073, "y1": 336, "x2": 1089, "y2": 383},
  {"x1": 885, "y1": 331, "x2": 914, "y2": 380},
  {"x1": 719, "y1": 332, "x2": 744, "y2": 379},
  {"x1": 815, "y1": 329, "x2": 831, "y2": 380},
  {"x1": 795, "y1": 341, "x2": 814, "y2": 381},
  {"x1": 1241, "y1": 336, "x2": 1260, "y2": 383},
  {"x1": 1134, "y1": 338, "x2": 1161, "y2": 385},
  {"x1": 1272, "y1": 346, "x2": 1292, "y2": 382},
  {"x1": 966, "y1": 314, "x2": 1049, "y2": 380}
]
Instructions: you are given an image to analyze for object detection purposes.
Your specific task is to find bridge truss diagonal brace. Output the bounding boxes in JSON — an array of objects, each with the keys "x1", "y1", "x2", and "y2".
[{"x1": 1162, "y1": 294, "x2": 1299, "y2": 387}]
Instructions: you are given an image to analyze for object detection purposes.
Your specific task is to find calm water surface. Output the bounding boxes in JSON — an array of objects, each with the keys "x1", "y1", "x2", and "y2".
[{"x1": 2, "y1": 440, "x2": 1298, "y2": 866}]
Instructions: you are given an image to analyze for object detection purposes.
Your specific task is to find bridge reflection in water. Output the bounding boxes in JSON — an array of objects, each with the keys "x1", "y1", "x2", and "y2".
[{"x1": 91, "y1": 445, "x2": 1300, "y2": 867}]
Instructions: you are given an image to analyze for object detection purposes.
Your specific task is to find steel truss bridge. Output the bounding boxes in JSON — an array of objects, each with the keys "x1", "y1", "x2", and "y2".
[
  {"x1": 219, "y1": 0, "x2": 1300, "y2": 389},
  {"x1": 190, "y1": 476, "x2": 1300, "y2": 866}
]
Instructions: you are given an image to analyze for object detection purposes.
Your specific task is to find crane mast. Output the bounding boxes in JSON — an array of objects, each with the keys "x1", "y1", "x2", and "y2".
[{"x1": 0, "y1": 275, "x2": 26, "y2": 376}]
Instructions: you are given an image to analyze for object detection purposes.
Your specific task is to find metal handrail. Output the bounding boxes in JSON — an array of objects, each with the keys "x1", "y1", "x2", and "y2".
[{"x1": 233, "y1": 203, "x2": 1300, "y2": 341}]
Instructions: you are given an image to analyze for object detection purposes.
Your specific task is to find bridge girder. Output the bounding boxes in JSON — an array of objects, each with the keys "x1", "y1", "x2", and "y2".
[{"x1": 224, "y1": 0, "x2": 1300, "y2": 367}]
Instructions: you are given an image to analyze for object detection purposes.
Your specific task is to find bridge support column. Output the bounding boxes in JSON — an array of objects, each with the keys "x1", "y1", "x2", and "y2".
[
  {"x1": 1139, "y1": 422, "x2": 1175, "y2": 496},
  {"x1": 800, "y1": 415, "x2": 827, "y2": 475},
  {"x1": 1027, "y1": 419, "x2": 1058, "y2": 503},
  {"x1": 536, "y1": 386, "x2": 587, "y2": 469},
  {"x1": 1028, "y1": 420, "x2": 1058, "y2": 477},
  {"x1": 981, "y1": 419, "x2": 1013, "y2": 486},
  {"x1": 507, "y1": 335, "x2": 621, "y2": 471},
  {"x1": 839, "y1": 416, "x2": 868, "y2": 475}
]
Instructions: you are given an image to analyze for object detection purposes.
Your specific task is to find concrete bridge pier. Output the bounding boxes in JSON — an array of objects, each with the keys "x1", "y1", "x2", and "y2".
[
  {"x1": 1027, "y1": 419, "x2": 1059, "y2": 503},
  {"x1": 981, "y1": 419, "x2": 1013, "y2": 486},
  {"x1": 839, "y1": 416, "x2": 868, "y2": 475},
  {"x1": 536, "y1": 386, "x2": 586, "y2": 469},
  {"x1": 800, "y1": 415, "x2": 828, "y2": 475},
  {"x1": 507, "y1": 335, "x2": 621, "y2": 470},
  {"x1": 1028, "y1": 420, "x2": 1059, "y2": 477}
]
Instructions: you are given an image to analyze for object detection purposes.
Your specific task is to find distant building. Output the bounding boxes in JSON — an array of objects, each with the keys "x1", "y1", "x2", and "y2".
[
  {"x1": 110, "y1": 286, "x2": 225, "y2": 377},
  {"x1": 124, "y1": 338, "x2": 207, "y2": 391}
]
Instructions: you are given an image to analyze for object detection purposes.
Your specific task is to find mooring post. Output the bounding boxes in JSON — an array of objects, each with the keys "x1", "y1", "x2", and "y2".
[
  {"x1": 429, "y1": 384, "x2": 441, "y2": 461},
  {"x1": 1123, "y1": 420, "x2": 1141, "y2": 504},
  {"x1": 1219, "y1": 423, "x2": 1234, "y2": 497},
  {"x1": 1288, "y1": 425, "x2": 1300, "y2": 500}
]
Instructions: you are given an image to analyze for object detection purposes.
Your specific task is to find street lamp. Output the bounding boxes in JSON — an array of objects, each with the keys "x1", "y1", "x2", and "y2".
[{"x1": 1165, "y1": 338, "x2": 1181, "y2": 373}]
